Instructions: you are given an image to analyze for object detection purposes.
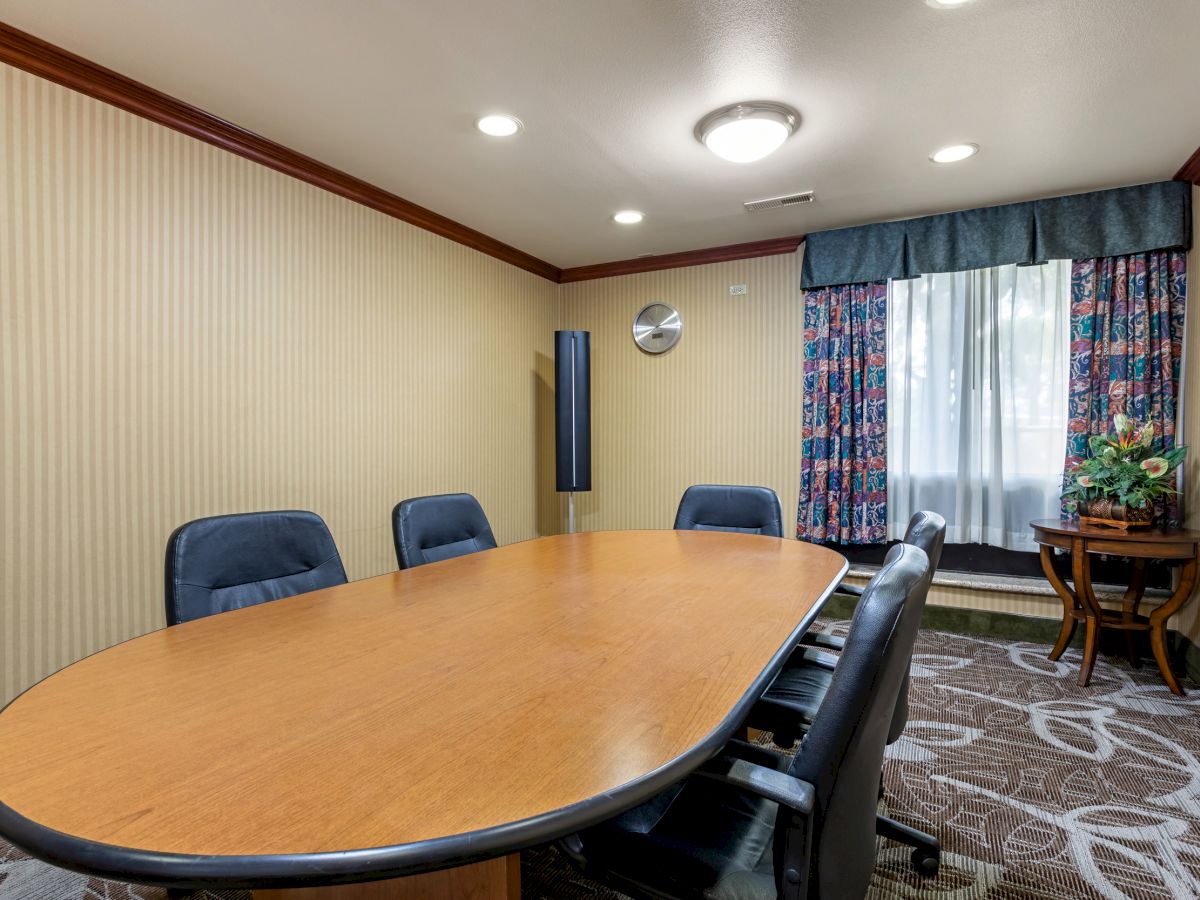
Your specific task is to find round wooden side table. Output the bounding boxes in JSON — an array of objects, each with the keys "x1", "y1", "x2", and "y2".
[{"x1": 1030, "y1": 518, "x2": 1200, "y2": 694}]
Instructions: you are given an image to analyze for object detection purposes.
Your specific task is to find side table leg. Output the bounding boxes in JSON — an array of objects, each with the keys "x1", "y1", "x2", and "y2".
[
  {"x1": 1040, "y1": 545, "x2": 1080, "y2": 661},
  {"x1": 1149, "y1": 627, "x2": 1181, "y2": 695},
  {"x1": 1072, "y1": 539, "x2": 1102, "y2": 687},
  {"x1": 1148, "y1": 560, "x2": 1199, "y2": 696},
  {"x1": 1122, "y1": 559, "x2": 1148, "y2": 668},
  {"x1": 1079, "y1": 615, "x2": 1100, "y2": 687}
]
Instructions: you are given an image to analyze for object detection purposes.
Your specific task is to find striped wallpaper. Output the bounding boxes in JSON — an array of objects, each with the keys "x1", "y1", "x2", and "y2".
[
  {"x1": 559, "y1": 254, "x2": 806, "y2": 536},
  {"x1": 0, "y1": 62, "x2": 559, "y2": 704}
]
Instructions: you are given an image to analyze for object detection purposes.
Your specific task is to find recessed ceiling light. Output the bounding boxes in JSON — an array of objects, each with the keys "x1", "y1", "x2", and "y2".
[
  {"x1": 613, "y1": 210, "x2": 645, "y2": 225},
  {"x1": 930, "y1": 143, "x2": 980, "y2": 163},
  {"x1": 925, "y1": 0, "x2": 973, "y2": 8},
  {"x1": 695, "y1": 102, "x2": 799, "y2": 164},
  {"x1": 476, "y1": 114, "x2": 522, "y2": 137}
]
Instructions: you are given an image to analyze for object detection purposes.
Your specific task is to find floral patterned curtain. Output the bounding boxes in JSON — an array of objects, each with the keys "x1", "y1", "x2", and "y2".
[
  {"x1": 798, "y1": 281, "x2": 888, "y2": 543},
  {"x1": 1063, "y1": 250, "x2": 1188, "y2": 522}
]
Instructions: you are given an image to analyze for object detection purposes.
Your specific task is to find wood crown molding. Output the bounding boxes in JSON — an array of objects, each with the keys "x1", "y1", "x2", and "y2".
[
  {"x1": 558, "y1": 235, "x2": 806, "y2": 283},
  {"x1": 0, "y1": 21, "x2": 561, "y2": 282},
  {"x1": 0, "y1": 20, "x2": 807, "y2": 284},
  {"x1": 1176, "y1": 145, "x2": 1200, "y2": 185}
]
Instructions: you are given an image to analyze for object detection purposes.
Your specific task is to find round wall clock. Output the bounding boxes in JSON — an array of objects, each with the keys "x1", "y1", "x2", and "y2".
[{"x1": 632, "y1": 302, "x2": 682, "y2": 354}]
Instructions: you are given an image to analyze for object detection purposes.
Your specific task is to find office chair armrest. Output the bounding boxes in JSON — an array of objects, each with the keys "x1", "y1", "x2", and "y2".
[
  {"x1": 697, "y1": 754, "x2": 815, "y2": 900},
  {"x1": 796, "y1": 582, "x2": 860, "y2": 652},
  {"x1": 695, "y1": 755, "x2": 815, "y2": 816},
  {"x1": 784, "y1": 645, "x2": 840, "y2": 670},
  {"x1": 799, "y1": 632, "x2": 846, "y2": 652}
]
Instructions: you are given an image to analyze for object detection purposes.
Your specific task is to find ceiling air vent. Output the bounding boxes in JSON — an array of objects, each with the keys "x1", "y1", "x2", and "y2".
[{"x1": 743, "y1": 190, "x2": 814, "y2": 213}]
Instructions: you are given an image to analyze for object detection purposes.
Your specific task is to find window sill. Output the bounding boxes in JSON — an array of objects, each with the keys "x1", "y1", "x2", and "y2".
[{"x1": 844, "y1": 565, "x2": 1171, "y2": 603}]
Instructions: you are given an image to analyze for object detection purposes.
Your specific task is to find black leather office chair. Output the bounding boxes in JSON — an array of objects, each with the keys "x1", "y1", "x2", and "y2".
[
  {"x1": 392, "y1": 492, "x2": 498, "y2": 569},
  {"x1": 747, "y1": 510, "x2": 947, "y2": 874},
  {"x1": 674, "y1": 484, "x2": 784, "y2": 537},
  {"x1": 561, "y1": 544, "x2": 933, "y2": 900},
  {"x1": 164, "y1": 510, "x2": 348, "y2": 626}
]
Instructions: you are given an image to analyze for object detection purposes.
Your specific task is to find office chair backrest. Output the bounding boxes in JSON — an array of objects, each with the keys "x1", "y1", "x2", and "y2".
[
  {"x1": 392, "y1": 493, "x2": 498, "y2": 569},
  {"x1": 888, "y1": 510, "x2": 946, "y2": 743},
  {"x1": 784, "y1": 543, "x2": 933, "y2": 900},
  {"x1": 164, "y1": 510, "x2": 347, "y2": 626},
  {"x1": 673, "y1": 484, "x2": 784, "y2": 537}
]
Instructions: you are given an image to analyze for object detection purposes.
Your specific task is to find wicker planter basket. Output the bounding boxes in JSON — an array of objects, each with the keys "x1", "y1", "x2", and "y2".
[{"x1": 1080, "y1": 497, "x2": 1155, "y2": 531}]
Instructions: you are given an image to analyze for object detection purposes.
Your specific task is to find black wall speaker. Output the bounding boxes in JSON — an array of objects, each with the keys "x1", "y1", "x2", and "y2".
[{"x1": 555, "y1": 330, "x2": 592, "y2": 493}]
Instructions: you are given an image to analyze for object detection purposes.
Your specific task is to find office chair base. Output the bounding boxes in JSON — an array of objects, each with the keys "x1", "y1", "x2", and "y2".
[
  {"x1": 912, "y1": 846, "x2": 940, "y2": 876},
  {"x1": 877, "y1": 813, "x2": 940, "y2": 876}
]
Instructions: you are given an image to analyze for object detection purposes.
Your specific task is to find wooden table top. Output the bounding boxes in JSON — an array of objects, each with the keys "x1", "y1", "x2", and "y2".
[
  {"x1": 0, "y1": 530, "x2": 846, "y2": 888},
  {"x1": 1030, "y1": 518, "x2": 1200, "y2": 546}
]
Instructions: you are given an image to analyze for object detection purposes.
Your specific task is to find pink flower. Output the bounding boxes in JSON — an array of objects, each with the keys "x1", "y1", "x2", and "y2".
[{"x1": 1141, "y1": 457, "x2": 1169, "y2": 478}]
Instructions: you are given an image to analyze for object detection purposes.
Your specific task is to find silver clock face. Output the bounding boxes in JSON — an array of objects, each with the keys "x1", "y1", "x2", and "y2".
[{"x1": 632, "y1": 303, "x2": 682, "y2": 354}]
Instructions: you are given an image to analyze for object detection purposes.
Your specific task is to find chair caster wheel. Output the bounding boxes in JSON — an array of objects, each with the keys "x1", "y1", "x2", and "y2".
[{"x1": 912, "y1": 847, "x2": 939, "y2": 877}]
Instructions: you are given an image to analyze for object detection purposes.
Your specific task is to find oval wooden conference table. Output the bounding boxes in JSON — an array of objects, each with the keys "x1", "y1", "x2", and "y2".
[{"x1": 0, "y1": 530, "x2": 846, "y2": 898}]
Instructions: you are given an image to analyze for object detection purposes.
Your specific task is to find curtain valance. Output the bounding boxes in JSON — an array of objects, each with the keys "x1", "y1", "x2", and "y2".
[{"x1": 800, "y1": 180, "x2": 1192, "y2": 290}]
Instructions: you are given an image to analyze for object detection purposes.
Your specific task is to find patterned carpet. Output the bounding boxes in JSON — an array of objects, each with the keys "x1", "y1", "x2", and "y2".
[{"x1": 2, "y1": 624, "x2": 1199, "y2": 899}]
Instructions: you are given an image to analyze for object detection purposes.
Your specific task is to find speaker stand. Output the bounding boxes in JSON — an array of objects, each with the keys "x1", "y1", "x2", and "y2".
[{"x1": 567, "y1": 492, "x2": 576, "y2": 534}]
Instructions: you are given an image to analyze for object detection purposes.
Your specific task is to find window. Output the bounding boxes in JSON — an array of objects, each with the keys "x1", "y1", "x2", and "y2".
[{"x1": 886, "y1": 260, "x2": 1071, "y2": 551}]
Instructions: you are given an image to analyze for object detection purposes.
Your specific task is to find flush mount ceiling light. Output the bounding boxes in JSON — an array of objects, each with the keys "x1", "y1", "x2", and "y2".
[
  {"x1": 695, "y1": 101, "x2": 799, "y2": 164},
  {"x1": 925, "y1": 0, "x2": 973, "y2": 8},
  {"x1": 613, "y1": 210, "x2": 645, "y2": 224},
  {"x1": 475, "y1": 114, "x2": 523, "y2": 137},
  {"x1": 930, "y1": 142, "x2": 980, "y2": 163}
]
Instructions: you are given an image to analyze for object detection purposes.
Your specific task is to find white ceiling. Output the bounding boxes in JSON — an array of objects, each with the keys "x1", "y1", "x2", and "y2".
[{"x1": 1, "y1": 0, "x2": 1198, "y2": 269}]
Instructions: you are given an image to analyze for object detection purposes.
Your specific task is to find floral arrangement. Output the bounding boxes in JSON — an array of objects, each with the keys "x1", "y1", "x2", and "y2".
[{"x1": 1061, "y1": 414, "x2": 1187, "y2": 514}]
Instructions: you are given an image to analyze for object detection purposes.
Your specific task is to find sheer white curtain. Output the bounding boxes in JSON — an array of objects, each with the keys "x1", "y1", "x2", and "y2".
[{"x1": 887, "y1": 261, "x2": 1070, "y2": 551}]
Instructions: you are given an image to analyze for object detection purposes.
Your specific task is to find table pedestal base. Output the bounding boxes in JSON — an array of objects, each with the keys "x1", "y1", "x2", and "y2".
[{"x1": 253, "y1": 854, "x2": 519, "y2": 900}]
